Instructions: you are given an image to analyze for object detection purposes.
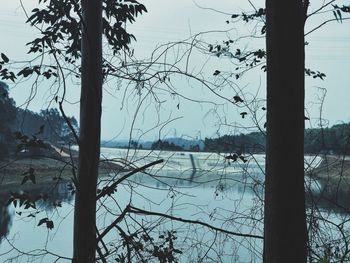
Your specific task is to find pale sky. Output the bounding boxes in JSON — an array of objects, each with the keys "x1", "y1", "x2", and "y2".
[{"x1": 0, "y1": 0, "x2": 349, "y2": 141}]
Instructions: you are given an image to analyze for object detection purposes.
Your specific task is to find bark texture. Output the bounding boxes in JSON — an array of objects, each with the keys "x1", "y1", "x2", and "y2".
[
  {"x1": 264, "y1": 0, "x2": 307, "y2": 262},
  {"x1": 73, "y1": 0, "x2": 102, "y2": 262}
]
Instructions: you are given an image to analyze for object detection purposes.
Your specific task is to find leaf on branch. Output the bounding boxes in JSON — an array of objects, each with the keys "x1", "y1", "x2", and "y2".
[
  {"x1": 213, "y1": 70, "x2": 221, "y2": 76},
  {"x1": 17, "y1": 67, "x2": 34, "y2": 78},
  {"x1": 38, "y1": 218, "x2": 48, "y2": 227},
  {"x1": 21, "y1": 176, "x2": 29, "y2": 185},
  {"x1": 337, "y1": 9, "x2": 343, "y2": 22},
  {"x1": 239, "y1": 155, "x2": 248, "y2": 163},
  {"x1": 225, "y1": 153, "x2": 238, "y2": 162},
  {"x1": 46, "y1": 220, "x2": 54, "y2": 229},
  {"x1": 0, "y1": 68, "x2": 16, "y2": 82},
  {"x1": 340, "y1": 5, "x2": 350, "y2": 13},
  {"x1": 38, "y1": 218, "x2": 54, "y2": 230},
  {"x1": 253, "y1": 49, "x2": 266, "y2": 59},
  {"x1": 240, "y1": 112, "x2": 247, "y2": 118},
  {"x1": 21, "y1": 168, "x2": 36, "y2": 184},
  {"x1": 1, "y1": 53, "x2": 9, "y2": 63},
  {"x1": 233, "y1": 95, "x2": 243, "y2": 103},
  {"x1": 29, "y1": 167, "x2": 36, "y2": 184},
  {"x1": 333, "y1": 10, "x2": 340, "y2": 22},
  {"x1": 305, "y1": 68, "x2": 326, "y2": 80}
]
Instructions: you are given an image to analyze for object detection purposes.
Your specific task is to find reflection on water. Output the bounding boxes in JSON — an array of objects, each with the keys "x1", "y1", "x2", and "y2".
[
  {"x1": 0, "y1": 181, "x2": 74, "y2": 246},
  {"x1": 0, "y1": 149, "x2": 350, "y2": 262},
  {"x1": 0, "y1": 202, "x2": 12, "y2": 242},
  {"x1": 307, "y1": 179, "x2": 350, "y2": 214}
]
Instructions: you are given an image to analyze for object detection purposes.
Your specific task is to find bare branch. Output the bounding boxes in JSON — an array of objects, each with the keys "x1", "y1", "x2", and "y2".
[{"x1": 128, "y1": 205, "x2": 264, "y2": 240}]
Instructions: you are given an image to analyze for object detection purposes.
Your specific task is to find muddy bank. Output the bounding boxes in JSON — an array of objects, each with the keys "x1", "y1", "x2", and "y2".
[
  {"x1": 312, "y1": 155, "x2": 350, "y2": 178},
  {"x1": 311, "y1": 155, "x2": 350, "y2": 191},
  {"x1": 0, "y1": 148, "x2": 129, "y2": 199},
  {"x1": 309, "y1": 155, "x2": 350, "y2": 212}
]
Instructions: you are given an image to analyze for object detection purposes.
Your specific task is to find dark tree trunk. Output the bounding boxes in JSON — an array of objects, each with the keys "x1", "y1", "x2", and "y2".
[
  {"x1": 264, "y1": 0, "x2": 307, "y2": 262},
  {"x1": 73, "y1": 0, "x2": 102, "y2": 262}
]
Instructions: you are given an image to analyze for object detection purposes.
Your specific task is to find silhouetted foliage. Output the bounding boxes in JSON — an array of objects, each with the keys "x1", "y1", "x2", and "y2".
[
  {"x1": 14, "y1": 108, "x2": 78, "y2": 145},
  {"x1": 0, "y1": 82, "x2": 16, "y2": 159},
  {"x1": 0, "y1": 82, "x2": 78, "y2": 159}
]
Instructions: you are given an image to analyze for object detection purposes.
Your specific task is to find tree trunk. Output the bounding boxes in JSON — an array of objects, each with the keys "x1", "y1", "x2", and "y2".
[
  {"x1": 264, "y1": 0, "x2": 307, "y2": 262},
  {"x1": 73, "y1": 0, "x2": 102, "y2": 262}
]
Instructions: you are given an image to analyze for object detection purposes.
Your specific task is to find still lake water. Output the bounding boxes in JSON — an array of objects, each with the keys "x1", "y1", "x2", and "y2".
[{"x1": 0, "y1": 148, "x2": 347, "y2": 262}]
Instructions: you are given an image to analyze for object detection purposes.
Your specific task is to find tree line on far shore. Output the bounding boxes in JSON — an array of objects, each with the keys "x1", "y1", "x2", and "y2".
[
  {"x1": 117, "y1": 124, "x2": 350, "y2": 155},
  {"x1": 203, "y1": 125, "x2": 350, "y2": 154}
]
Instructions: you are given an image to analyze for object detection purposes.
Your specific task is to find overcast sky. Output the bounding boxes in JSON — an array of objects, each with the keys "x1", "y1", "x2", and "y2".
[{"x1": 0, "y1": 0, "x2": 349, "y2": 141}]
